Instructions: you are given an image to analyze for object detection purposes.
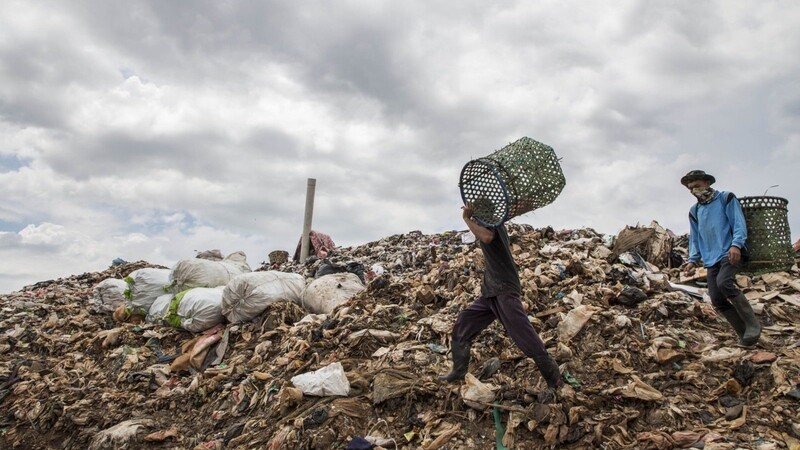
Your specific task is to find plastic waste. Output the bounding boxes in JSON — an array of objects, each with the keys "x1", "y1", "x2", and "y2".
[
  {"x1": 221, "y1": 271, "x2": 304, "y2": 323},
  {"x1": 124, "y1": 268, "x2": 171, "y2": 316},
  {"x1": 146, "y1": 294, "x2": 173, "y2": 324},
  {"x1": 301, "y1": 273, "x2": 364, "y2": 314},
  {"x1": 169, "y1": 251, "x2": 250, "y2": 292},
  {"x1": 166, "y1": 287, "x2": 224, "y2": 333},
  {"x1": 291, "y1": 362, "x2": 350, "y2": 396},
  {"x1": 91, "y1": 278, "x2": 127, "y2": 313}
]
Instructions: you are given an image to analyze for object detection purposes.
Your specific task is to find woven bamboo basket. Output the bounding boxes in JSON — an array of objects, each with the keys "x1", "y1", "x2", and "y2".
[
  {"x1": 740, "y1": 196, "x2": 794, "y2": 275},
  {"x1": 459, "y1": 137, "x2": 565, "y2": 227},
  {"x1": 268, "y1": 250, "x2": 289, "y2": 265}
]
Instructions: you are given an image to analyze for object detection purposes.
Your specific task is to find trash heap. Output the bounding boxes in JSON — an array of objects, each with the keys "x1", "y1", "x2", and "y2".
[{"x1": 2, "y1": 223, "x2": 800, "y2": 450}]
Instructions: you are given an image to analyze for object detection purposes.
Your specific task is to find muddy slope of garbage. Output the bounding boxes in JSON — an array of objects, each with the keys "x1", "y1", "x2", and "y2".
[{"x1": 2, "y1": 224, "x2": 800, "y2": 450}]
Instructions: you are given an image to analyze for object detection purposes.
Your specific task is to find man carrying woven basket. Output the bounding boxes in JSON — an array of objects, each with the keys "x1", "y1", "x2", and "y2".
[
  {"x1": 439, "y1": 201, "x2": 563, "y2": 401},
  {"x1": 681, "y1": 170, "x2": 761, "y2": 347}
]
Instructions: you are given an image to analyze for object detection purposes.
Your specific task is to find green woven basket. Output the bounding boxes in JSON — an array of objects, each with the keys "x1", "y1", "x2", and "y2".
[
  {"x1": 740, "y1": 196, "x2": 794, "y2": 275},
  {"x1": 459, "y1": 137, "x2": 565, "y2": 227}
]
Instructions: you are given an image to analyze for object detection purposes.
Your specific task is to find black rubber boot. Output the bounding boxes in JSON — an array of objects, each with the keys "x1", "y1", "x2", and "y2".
[
  {"x1": 533, "y1": 354, "x2": 563, "y2": 403},
  {"x1": 438, "y1": 341, "x2": 470, "y2": 382},
  {"x1": 729, "y1": 293, "x2": 761, "y2": 347},
  {"x1": 719, "y1": 307, "x2": 746, "y2": 345},
  {"x1": 534, "y1": 354, "x2": 563, "y2": 389}
]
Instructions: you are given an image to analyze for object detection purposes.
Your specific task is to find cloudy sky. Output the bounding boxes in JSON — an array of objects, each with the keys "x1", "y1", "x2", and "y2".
[{"x1": 1, "y1": 1, "x2": 799, "y2": 293}]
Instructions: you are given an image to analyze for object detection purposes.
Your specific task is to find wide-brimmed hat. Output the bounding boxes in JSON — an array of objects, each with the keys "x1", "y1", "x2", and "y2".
[{"x1": 681, "y1": 170, "x2": 716, "y2": 186}]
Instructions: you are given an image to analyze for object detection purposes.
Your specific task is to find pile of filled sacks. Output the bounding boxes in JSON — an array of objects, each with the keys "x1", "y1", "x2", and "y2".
[{"x1": 95, "y1": 250, "x2": 367, "y2": 334}]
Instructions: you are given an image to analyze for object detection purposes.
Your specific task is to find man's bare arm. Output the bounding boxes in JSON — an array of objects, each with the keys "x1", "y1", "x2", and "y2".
[{"x1": 462, "y1": 203, "x2": 495, "y2": 244}]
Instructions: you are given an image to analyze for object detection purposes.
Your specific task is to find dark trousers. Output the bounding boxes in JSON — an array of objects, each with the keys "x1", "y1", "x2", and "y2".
[
  {"x1": 452, "y1": 293, "x2": 549, "y2": 360},
  {"x1": 707, "y1": 257, "x2": 742, "y2": 312}
]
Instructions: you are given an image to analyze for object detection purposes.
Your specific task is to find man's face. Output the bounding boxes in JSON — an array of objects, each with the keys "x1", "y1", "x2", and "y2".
[{"x1": 687, "y1": 179, "x2": 711, "y2": 193}]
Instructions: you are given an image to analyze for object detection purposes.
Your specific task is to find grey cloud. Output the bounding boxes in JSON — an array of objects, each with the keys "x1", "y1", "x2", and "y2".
[
  {"x1": 2, "y1": 1, "x2": 800, "y2": 292},
  {"x1": 620, "y1": 2, "x2": 720, "y2": 46},
  {"x1": 0, "y1": 231, "x2": 21, "y2": 246},
  {"x1": 0, "y1": 98, "x2": 64, "y2": 129},
  {"x1": 0, "y1": 22, "x2": 114, "y2": 129},
  {"x1": 781, "y1": 96, "x2": 800, "y2": 118},
  {"x1": 43, "y1": 131, "x2": 232, "y2": 181}
]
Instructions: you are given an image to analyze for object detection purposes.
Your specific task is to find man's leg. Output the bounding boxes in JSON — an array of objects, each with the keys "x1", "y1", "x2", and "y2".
[
  {"x1": 491, "y1": 293, "x2": 562, "y2": 389},
  {"x1": 718, "y1": 257, "x2": 761, "y2": 346},
  {"x1": 439, "y1": 296, "x2": 497, "y2": 382},
  {"x1": 707, "y1": 261, "x2": 746, "y2": 343}
]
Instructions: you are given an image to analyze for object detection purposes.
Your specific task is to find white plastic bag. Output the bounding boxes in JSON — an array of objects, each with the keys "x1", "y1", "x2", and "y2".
[
  {"x1": 222, "y1": 271, "x2": 305, "y2": 323},
  {"x1": 92, "y1": 278, "x2": 127, "y2": 313},
  {"x1": 301, "y1": 273, "x2": 364, "y2": 314},
  {"x1": 169, "y1": 251, "x2": 251, "y2": 291},
  {"x1": 290, "y1": 362, "x2": 350, "y2": 396},
  {"x1": 168, "y1": 287, "x2": 224, "y2": 333},
  {"x1": 557, "y1": 305, "x2": 600, "y2": 342},
  {"x1": 461, "y1": 373, "x2": 496, "y2": 409},
  {"x1": 125, "y1": 268, "x2": 171, "y2": 315},
  {"x1": 146, "y1": 293, "x2": 173, "y2": 324}
]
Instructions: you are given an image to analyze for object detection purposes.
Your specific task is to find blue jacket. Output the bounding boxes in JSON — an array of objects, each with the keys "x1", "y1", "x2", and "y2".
[{"x1": 688, "y1": 190, "x2": 748, "y2": 267}]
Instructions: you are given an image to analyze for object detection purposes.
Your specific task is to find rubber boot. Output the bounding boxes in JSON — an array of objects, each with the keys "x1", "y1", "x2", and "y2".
[
  {"x1": 729, "y1": 293, "x2": 761, "y2": 347},
  {"x1": 718, "y1": 307, "x2": 746, "y2": 345},
  {"x1": 533, "y1": 354, "x2": 563, "y2": 403},
  {"x1": 438, "y1": 341, "x2": 470, "y2": 382}
]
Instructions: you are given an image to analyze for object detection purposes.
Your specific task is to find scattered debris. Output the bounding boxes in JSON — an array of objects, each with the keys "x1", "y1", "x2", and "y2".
[{"x1": 1, "y1": 223, "x2": 799, "y2": 449}]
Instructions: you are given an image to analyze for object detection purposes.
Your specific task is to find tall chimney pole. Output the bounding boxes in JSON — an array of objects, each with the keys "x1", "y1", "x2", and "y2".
[{"x1": 299, "y1": 178, "x2": 317, "y2": 262}]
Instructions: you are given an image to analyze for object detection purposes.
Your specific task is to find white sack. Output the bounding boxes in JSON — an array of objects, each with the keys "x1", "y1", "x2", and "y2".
[
  {"x1": 125, "y1": 268, "x2": 171, "y2": 315},
  {"x1": 301, "y1": 273, "x2": 364, "y2": 314},
  {"x1": 169, "y1": 251, "x2": 251, "y2": 291},
  {"x1": 173, "y1": 287, "x2": 224, "y2": 333},
  {"x1": 91, "y1": 278, "x2": 127, "y2": 313},
  {"x1": 146, "y1": 293, "x2": 173, "y2": 324},
  {"x1": 222, "y1": 271, "x2": 305, "y2": 323},
  {"x1": 291, "y1": 362, "x2": 350, "y2": 396},
  {"x1": 196, "y1": 249, "x2": 224, "y2": 261}
]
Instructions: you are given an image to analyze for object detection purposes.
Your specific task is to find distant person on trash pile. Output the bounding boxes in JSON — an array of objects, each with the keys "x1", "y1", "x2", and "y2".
[
  {"x1": 439, "y1": 200, "x2": 563, "y2": 401},
  {"x1": 681, "y1": 169, "x2": 761, "y2": 347}
]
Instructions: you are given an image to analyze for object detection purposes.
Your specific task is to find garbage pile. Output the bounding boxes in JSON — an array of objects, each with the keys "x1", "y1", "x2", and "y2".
[{"x1": 2, "y1": 223, "x2": 800, "y2": 450}]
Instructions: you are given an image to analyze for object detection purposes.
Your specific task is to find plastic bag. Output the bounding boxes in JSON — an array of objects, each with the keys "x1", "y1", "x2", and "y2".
[
  {"x1": 91, "y1": 278, "x2": 127, "y2": 313},
  {"x1": 315, "y1": 260, "x2": 366, "y2": 283},
  {"x1": 169, "y1": 251, "x2": 251, "y2": 291},
  {"x1": 461, "y1": 373, "x2": 496, "y2": 409},
  {"x1": 125, "y1": 268, "x2": 171, "y2": 316},
  {"x1": 557, "y1": 305, "x2": 600, "y2": 342},
  {"x1": 222, "y1": 271, "x2": 305, "y2": 323},
  {"x1": 301, "y1": 273, "x2": 365, "y2": 314},
  {"x1": 146, "y1": 293, "x2": 173, "y2": 324},
  {"x1": 291, "y1": 362, "x2": 350, "y2": 396},
  {"x1": 166, "y1": 287, "x2": 225, "y2": 333}
]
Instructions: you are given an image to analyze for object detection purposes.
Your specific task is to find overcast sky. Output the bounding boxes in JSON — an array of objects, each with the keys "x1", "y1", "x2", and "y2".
[{"x1": 1, "y1": 1, "x2": 799, "y2": 293}]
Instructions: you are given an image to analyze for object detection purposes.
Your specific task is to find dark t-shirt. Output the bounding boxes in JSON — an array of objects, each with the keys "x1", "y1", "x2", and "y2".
[{"x1": 479, "y1": 224, "x2": 521, "y2": 297}]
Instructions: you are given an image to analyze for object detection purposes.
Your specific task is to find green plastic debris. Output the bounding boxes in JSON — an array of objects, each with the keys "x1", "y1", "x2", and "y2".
[
  {"x1": 563, "y1": 371, "x2": 581, "y2": 388},
  {"x1": 165, "y1": 289, "x2": 191, "y2": 328},
  {"x1": 492, "y1": 404, "x2": 508, "y2": 450}
]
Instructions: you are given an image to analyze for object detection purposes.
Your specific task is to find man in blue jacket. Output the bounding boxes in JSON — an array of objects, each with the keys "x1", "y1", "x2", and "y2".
[{"x1": 681, "y1": 170, "x2": 761, "y2": 346}]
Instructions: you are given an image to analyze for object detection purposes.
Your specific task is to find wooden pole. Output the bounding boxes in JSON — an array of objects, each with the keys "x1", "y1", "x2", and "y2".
[{"x1": 300, "y1": 178, "x2": 316, "y2": 262}]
